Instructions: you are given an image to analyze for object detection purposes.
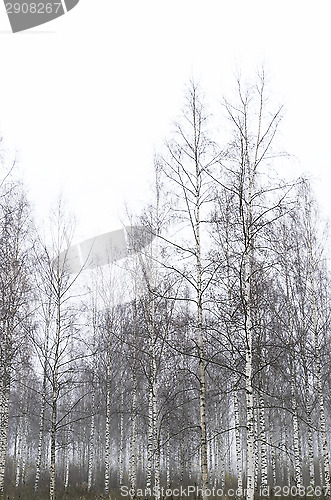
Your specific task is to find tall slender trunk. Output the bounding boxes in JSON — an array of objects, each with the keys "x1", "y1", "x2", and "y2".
[
  {"x1": 208, "y1": 431, "x2": 213, "y2": 485},
  {"x1": 50, "y1": 300, "x2": 61, "y2": 500},
  {"x1": 303, "y1": 350, "x2": 315, "y2": 485},
  {"x1": 269, "y1": 412, "x2": 277, "y2": 490},
  {"x1": 290, "y1": 362, "x2": 302, "y2": 488},
  {"x1": 50, "y1": 380, "x2": 57, "y2": 500},
  {"x1": 87, "y1": 389, "x2": 95, "y2": 491},
  {"x1": 213, "y1": 405, "x2": 218, "y2": 488},
  {"x1": 104, "y1": 345, "x2": 112, "y2": 495},
  {"x1": 118, "y1": 379, "x2": 124, "y2": 487},
  {"x1": 234, "y1": 389, "x2": 243, "y2": 495},
  {"x1": 35, "y1": 320, "x2": 50, "y2": 492},
  {"x1": 312, "y1": 296, "x2": 330, "y2": 493},
  {"x1": 146, "y1": 385, "x2": 154, "y2": 491},
  {"x1": 35, "y1": 385, "x2": 46, "y2": 490},
  {"x1": 226, "y1": 216, "x2": 242, "y2": 495},
  {"x1": 284, "y1": 416, "x2": 291, "y2": 487},
  {"x1": 0, "y1": 378, "x2": 9, "y2": 495},
  {"x1": 254, "y1": 401, "x2": 259, "y2": 490},
  {"x1": 15, "y1": 415, "x2": 23, "y2": 487},
  {"x1": 306, "y1": 206, "x2": 331, "y2": 495},
  {"x1": 195, "y1": 156, "x2": 208, "y2": 499},
  {"x1": 153, "y1": 384, "x2": 160, "y2": 500},
  {"x1": 21, "y1": 416, "x2": 28, "y2": 486},
  {"x1": 64, "y1": 337, "x2": 74, "y2": 492},
  {"x1": 219, "y1": 425, "x2": 225, "y2": 489},
  {"x1": 244, "y1": 238, "x2": 255, "y2": 500},
  {"x1": 0, "y1": 361, "x2": 10, "y2": 496},
  {"x1": 165, "y1": 426, "x2": 170, "y2": 487},
  {"x1": 149, "y1": 322, "x2": 160, "y2": 500},
  {"x1": 318, "y1": 430, "x2": 324, "y2": 486},
  {"x1": 64, "y1": 419, "x2": 72, "y2": 489},
  {"x1": 314, "y1": 327, "x2": 331, "y2": 493},
  {"x1": 129, "y1": 358, "x2": 137, "y2": 500},
  {"x1": 259, "y1": 392, "x2": 268, "y2": 489}
]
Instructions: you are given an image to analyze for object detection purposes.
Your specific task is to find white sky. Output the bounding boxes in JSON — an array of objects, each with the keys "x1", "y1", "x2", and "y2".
[{"x1": 0, "y1": 1, "x2": 331, "y2": 243}]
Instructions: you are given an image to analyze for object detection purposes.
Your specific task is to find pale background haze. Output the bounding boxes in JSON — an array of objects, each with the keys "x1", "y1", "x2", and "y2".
[{"x1": 0, "y1": 1, "x2": 330, "y2": 243}]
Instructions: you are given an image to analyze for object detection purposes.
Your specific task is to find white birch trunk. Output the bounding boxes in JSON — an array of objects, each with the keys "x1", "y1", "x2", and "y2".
[
  {"x1": 87, "y1": 389, "x2": 95, "y2": 491},
  {"x1": 64, "y1": 421, "x2": 72, "y2": 490},
  {"x1": 304, "y1": 361, "x2": 315, "y2": 486},
  {"x1": 220, "y1": 431, "x2": 225, "y2": 489},
  {"x1": 254, "y1": 402, "x2": 259, "y2": 490},
  {"x1": 129, "y1": 351, "x2": 137, "y2": 499},
  {"x1": 64, "y1": 370, "x2": 73, "y2": 491},
  {"x1": 269, "y1": 414, "x2": 277, "y2": 489},
  {"x1": 213, "y1": 435, "x2": 217, "y2": 488},
  {"x1": 166, "y1": 427, "x2": 170, "y2": 487},
  {"x1": 188, "y1": 442, "x2": 192, "y2": 481},
  {"x1": 312, "y1": 296, "x2": 330, "y2": 494},
  {"x1": 290, "y1": 365, "x2": 302, "y2": 488},
  {"x1": 227, "y1": 224, "x2": 242, "y2": 496},
  {"x1": 104, "y1": 346, "x2": 112, "y2": 495},
  {"x1": 306, "y1": 204, "x2": 331, "y2": 495},
  {"x1": 259, "y1": 393, "x2": 268, "y2": 488},
  {"x1": 15, "y1": 415, "x2": 23, "y2": 487},
  {"x1": 153, "y1": 384, "x2": 160, "y2": 500},
  {"x1": 118, "y1": 381, "x2": 124, "y2": 487},
  {"x1": 20, "y1": 416, "x2": 28, "y2": 486},
  {"x1": 35, "y1": 374, "x2": 47, "y2": 491},
  {"x1": 315, "y1": 334, "x2": 331, "y2": 493},
  {"x1": 0, "y1": 369, "x2": 10, "y2": 496},
  {"x1": 284, "y1": 421, "x2": 291, "y2": 487},
  {"x1": 146, "y1": 384, "x2": 154, "y2": 491},
  {"x1": 50, "y1": 305, "x2": 61, "y2": 500},
  {"x1": 318, "y1": 430, "x2": 324, "y2": 486},
  {"x1": 50, "y1": 380, "x2": 57, "y2": 500},
  {"x1": 150, "y1": 324, "x2": 160, "y2": 500},
  {"x1": 196, "y1": 172, "x2": 208, "y2": 499},
  {"x1": 234, "y1": 389, "x2": 243, "y2": 496},
  {"x1": 35, "y1": 320, "x2": 50, "y2": 492},
  {"x1": 208, "y1": 432, "x2": 213, "y2": 485},
  {"x1": 213, "y1": 406, "x2": 218, "y2": 488},
  {"x1": 245, "y1": 247, "x2": 255, "y2": 500}
]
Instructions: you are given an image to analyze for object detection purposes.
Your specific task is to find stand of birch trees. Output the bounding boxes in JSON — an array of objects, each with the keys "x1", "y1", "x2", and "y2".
[{"x1": 0, "y1": 72, "x2": 330, "y2": 500}]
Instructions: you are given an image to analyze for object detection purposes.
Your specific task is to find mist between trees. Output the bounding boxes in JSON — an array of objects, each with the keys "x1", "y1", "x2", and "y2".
[{"x1": 0, "y1": 70, "x2": 330, "y2": 500}]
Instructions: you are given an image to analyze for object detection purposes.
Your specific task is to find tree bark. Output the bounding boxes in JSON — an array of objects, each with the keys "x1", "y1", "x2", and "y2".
[
  {"x1": 290, "y1": 363, "x2": 302, "y2": 488},
  {"x1": 244, "y1": 214, "x2": 255, "y2": 500},
  {"x1": 0, "y1": 372, "x2": 9, "y2": 497},
  {"x1": 50, "y1": 301, "x2": 61, "y2": 500},
  {"x1": 35, "y1": 323, "x2": 49, "y2": 492},
  {"x1": 129, "y1": 347, "x2": 137, "y2": 500},
  {"x1": 87, "y1": 389, "x2": 95, "y2": 491},
  {"x1": 104, "y1": 345, "x2": 112, "y2": 496}
]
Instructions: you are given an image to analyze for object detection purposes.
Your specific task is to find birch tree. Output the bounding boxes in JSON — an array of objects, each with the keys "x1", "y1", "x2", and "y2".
[
  {"x1": 158, "y1": 81, "x2": 219, "y2": 499},
  {"x1": 216, "y1": 70, "x2": 288, "y2": 500},
  {"x1": 302, "y1": 184, "x2": 331, "y2": 495},
  {"x1": 0, "y1": 177, "x2": 32, "y2": 497},
  {"x1": 35, "y1": 199, "x2": 85, "y2": 500}
]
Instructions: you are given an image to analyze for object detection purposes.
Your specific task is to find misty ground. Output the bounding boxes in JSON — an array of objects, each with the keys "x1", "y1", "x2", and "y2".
[{"x1": 1, "y1": 487, "x2": 324, "y2": 500}]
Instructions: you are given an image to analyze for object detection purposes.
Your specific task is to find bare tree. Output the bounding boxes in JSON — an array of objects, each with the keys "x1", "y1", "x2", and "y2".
[
  {"x1": 0, "y1": 175, "x2": 32, "y2": 497},
  {"x1": 34, "y1": 198, "x2": 86, "y2": 500},
  {"x1": 157, "y1": 81, "x2": 219, "y2": 499},
  {"x1": 211, "y1": 69, "x2": 290, "y2": 500}
]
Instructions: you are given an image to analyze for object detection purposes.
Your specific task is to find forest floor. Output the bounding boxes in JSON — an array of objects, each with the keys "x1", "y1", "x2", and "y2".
[
  {"x1": 2, "y1": 484, "x2": 111, "y2": 499},
  {"x1": 2, "y1": 487, "x2": 324, "y2": 500}
]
